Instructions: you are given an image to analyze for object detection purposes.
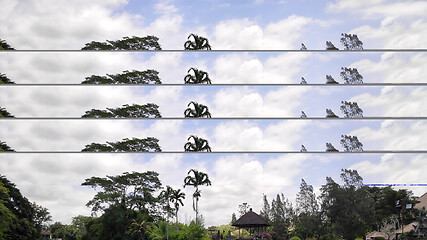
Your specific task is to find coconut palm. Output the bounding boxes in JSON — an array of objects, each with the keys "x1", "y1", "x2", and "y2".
[
  {"x1": 170, "y1": 189, "x2": 185, "y2": 233},
  {"x1": 184, "y1": 102, "x2": 211, "y2": 118},
  {"x1": 126, "y1": 219, "x2": 151, "y2": 240},
  {"x1": 160, "y1": 186, "x2": 174, "y2": 240},
  {"x1": 183, "y1": 169, "x2": 212, "y2": 225},
  {"x1": 184, "y1": 68, "x2": 211, "y2": 84},
  {"x1": 184, "y1": 34, "x2": 212, "y2": 50},
  {"x1": 184, "y1": 135, "x2": 212, "y2": 152}
]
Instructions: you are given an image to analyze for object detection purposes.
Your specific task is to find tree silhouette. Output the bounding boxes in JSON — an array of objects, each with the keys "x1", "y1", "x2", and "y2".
[
  {"x1": 325, "y1": 143, "x2": 339, "y2": 152},
  {"x1": 0, "y1": 39, "x2": 15, "y2": 50},
  {"x1": 183, "y1": 169, "x2": 211, "y2": 225},
  {"x1": 184, "y1": 68, "x2": 211, "y2": 84},
  {"x1": 82, "y1": 137, "x2": 161, "y2": 152},
  {"x1": 325, "y1": 109, "x2": 339, "y2": 118},
  {"x1": 300, "y1": 145, "x2": 307, "y2": 152},
  {"x1": 326, "y1": 41, "x2": 339, "y2": 50},
  {"x1": 184, "y1": 102, "x2": 211, "y2": 118},
  {"x1": 0, "y1": 73, "x2": 15, "y2": 84},
  {"x1": 325, "y1": 75, "x2": 339, "y2": 84},
  {"x1": 82, "y1": 36, "x2": 161, "y2": 50},
  {"x1": 300, "y1": 111, "x2": 307, "y2": 118},
  {"x1": 82, "y1": 70, "x2": 161, "y2": 84},
  {"x1": 300, "y1": 77, "x2": 307, "y2": 84},
  {"x1": 82, "y1": 104, "x2": 161, "y2": 118},
  {"x1": 340, "y1": 101, "x2": 363, "y2": 118},
  {"x1": 184, "y1": 135, "x2": 212, "y2": 152},
  {"x1": 340, "y1": 67, "x2": 363, "y2": 84},
  {"x1": 0, "y1": 141, "x2": 15, "y2": 152},
  {"x1": 340, "y1": 135, "x2": 363, "y2": 152},
  {"x1": 340, "y1": 33, "x2": 363, "y2": 50},
  {"x1": 0, "y1": 107, "x2": 14, "y2": 118},
  {"x1": 184, "y1": 34, "x2": 211, "y2": 50},
  {"x1": 170, "y1": 188, "x2": 185, "y2": 233},
  {"x1": 300, "y1": 43, "x2": 307, "y2": 50}
]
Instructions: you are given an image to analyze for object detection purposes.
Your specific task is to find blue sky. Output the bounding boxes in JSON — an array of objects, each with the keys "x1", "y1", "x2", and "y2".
[{"x1": 1, "y1": 0, "x2": 427, "y2": 227}]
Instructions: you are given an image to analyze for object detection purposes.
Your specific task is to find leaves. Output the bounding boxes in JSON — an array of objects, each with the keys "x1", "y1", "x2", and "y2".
[
  {"x1": 82, "y1": 69, "x2": 161, "y2": 84},
  {"x1": 184, "y1": 34, "x2": 212, "y2": 50},
  {"x1": 0, "y1": 141, "x2": 15, "y2": 152},
  {"x1": 340, "y1": 67, "x2": 364, "y2": 84},
  {"x1": 0, "y1": 39, "x2": 15, "y2": 50},
  {"x1": 184, "y1": 101, "x2": 211, "y2": 118},
  {"x1": 340, "y1": 33, "x2": 363, "y2": 50},
  {"x1": 340, "y1": 135, "x2": 363, "y2": 152},
  {"x1": 82, "y1": 36, "x2": 162, "y2": 50},
  {"x1": 184, "y1": 135, "x2": 212, "y2": 152},
  {"x1": 82, "y1": 137, "x2": 162, "y2": 152},
  {"x1": 0, "y1": 73, "x2": 15, "y2": 84},
  {"x1": 0, "y1": 107, "x2": 14, "y2": 118},
  {"x1": 82, "y1": 103, "x2": 162, "y2": 118},
  {"x1": 325, "y1": 41, "x2": 339, "y2": 50},
  {"x1": 184, "y1": 68, "x2": 212, "y2": 84},
  {"x1": 340, "y1": 101, "x2": 364, "y2": 118}
]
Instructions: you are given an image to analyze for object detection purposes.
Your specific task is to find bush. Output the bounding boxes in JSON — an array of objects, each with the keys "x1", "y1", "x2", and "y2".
[{"x1": 290, "y1": 237, "x2": 301, "y2": 240}]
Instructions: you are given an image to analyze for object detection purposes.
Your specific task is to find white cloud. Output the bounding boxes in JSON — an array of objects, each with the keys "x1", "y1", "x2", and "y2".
[{"x1": 213, "y1": 15, "x2": 312, "y2": 49}]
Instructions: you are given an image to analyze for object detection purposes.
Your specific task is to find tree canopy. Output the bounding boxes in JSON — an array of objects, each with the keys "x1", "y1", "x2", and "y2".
[
  {"x1": 184, "y1": 135, "x2": 212, "y2": 152},
  {"x1": 82, "y1": 103, "x2": 162, "y2": 118},
  {"x1": 184, "y1": 102, "x2": 211, "y2": 118},
  {"x1": 340, "y1": 67, "x2": 364, "y2": 84},
  {"x1": 340, "y1": 101, "x2": 364, "y2": 118},
  {"x1": 82, "y1": 137, "x2": 162, "y2": 152},
  {"x1": 82, "y1": 36, "x2": 162, "y2": 50},
  {"x1": 0, "y1": 141, "x2": 15, "y2": 152},
  {"x1": 0, "y1": 107, "x2": 14, "y2": 118},
  {"x1": 0, "y1": 39, "x2": 15, "y2": 50},
  {"x1": 340, "y1": 33, "x2": 363, "y2": 50},
  {"x1": 184, "y1": 68, "x2": 212, "y2": 84},
  {"x1": 0, "y1": 73, "x2": 15, "y2": 84},
  {"x1": 340, "y1": 135, "x2": 364, "y2": 152},
  {"x1": 81, "y1": 69, "x2": 161, "y2": 84},
  {"x1": 184, "y1": 34, "x2": 212, "y2": 50}
]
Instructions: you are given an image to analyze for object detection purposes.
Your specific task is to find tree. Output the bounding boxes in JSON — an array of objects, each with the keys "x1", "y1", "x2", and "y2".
[
  {"x1": 300, "y1": 111, "x2": 307, "y2": 118},
  {"x1": 340, "y1": 101, "x2": 363, "y2": 118},
  {"x1": 0, "y1": 39, "x2": 15, "y2": 50},
  {"x1": 184, "y1": 34, "x2": 212, "y2": 50},
  {"x1": 82, "y1": 137, "x2": 162, "y2": 152},
  {"x1": 340, "y1": 33, "x2": 363, "y2": 50},
  {"x1": 270, "y1": 193, "x2": 294, "y2": 239},
  {"x1": 238, "y1": 203, "x2": 251, "y2": 217},
  {"x1": 231, "y1": 212, "x2": 237, "y2": 224},
  {"x1": 300, "y1": 43, "x2": 307, "y2": 50},
  {"x1": 295, "y1": 179, "x2": 321, "y2": 239},
  {"x1": 340, "y1": 135, "x2": 363, "y2": 152},
  {"x1": 320, "y1": 169, "x2": 375, "y2": 240},
  {"x1": 0, "y1": 73, "x2": 15, "y2": 84},
  {"x1": 325, "y1": 143, "x2": 339, "y2": 152},
  {"x1": 183, "y1": 169, "x2": 212, "y2": 225},
  {"x1": 260, "y1": 194, "x2": 271, "y2": 221},
  {"x1": 0, "y1": 107, "x2": 14, "y2": 118},
  {"x1": 184, "y1": 135, "x2": 212, "y2": 152},
  {"x1": 170, "y1": 188, "x2": 185, "y2": 233},
  {"x1": 325, "y1": 41, "x2": 339, "y2": 50},
  {"x1": 300, "y1": 145, "x2": 307, "y2": 152},
  {"x1": 31, "y1": 202, "x2": 52, "y2": 232},
  {"x1": 325, "y1": 109, "x2": 339, "y2": 118},
  {"x1": 340, "y1": 67, "x2": 363, "y2": 84},
  {"x1": 325, "y1": 75, "x2": 339, "y2": 84},
  {"x1": 184, "y1": 102, "x2": 211, "y2": 118},
  {"x1": 82, "y1": 36, "x2": 162, "y2": 50},
  {"x1": 82, "y1": 69, "x2": 161, "y2": 84},
  {"x1": 160, "y1": 186, "x2": 174, "y2": 240},
  {"x1": 296, "y1": 179, "x2": 318, "y2": 215},
  {"x1": 0, "y1": 141, "x2": 15, "y2": 152},
  {"x1": 184, "y1": 68, "x2": 212, "y2": 84},
  {"x1": 82, "y1": 103, "x2": 162, "y2": 118},
  {"x1": 300, "y1": 77, "x2": 307, "y2": 84}
]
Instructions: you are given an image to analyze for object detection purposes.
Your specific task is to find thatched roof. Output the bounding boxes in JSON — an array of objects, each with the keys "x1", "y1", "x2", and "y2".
[{"x1": 232, "y1": 208, "x2": 270, "y2": 228}]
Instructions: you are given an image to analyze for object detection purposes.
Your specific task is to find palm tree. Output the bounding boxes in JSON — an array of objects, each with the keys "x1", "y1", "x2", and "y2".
[
  {"x1": 184, "y1": 34, "x2": 211, "y2": 50},
  {"x1": 184, "y1": 68, "x2": 211, "y2": 84},
  {"x1": 126, "y1": 219, "x2": 151, "y2": 240},
  {"x1": 170, "y1": 189, "x2": 185, "y2": 233},
  {"x1": 183, "y1": 169, "x2": 212, "y2": 225},
  {"x1": 160, "y1": 186, "x2": 174, "y2": 240},
  {"x1": 184, "y1": 102, "x2": 211, "y2": 118},
  {"x1": 184, "y1": 135, "x2": 212, "y2": 152}
]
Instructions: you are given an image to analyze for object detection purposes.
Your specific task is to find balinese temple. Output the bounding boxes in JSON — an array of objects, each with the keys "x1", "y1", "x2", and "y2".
[{"x1": 232, "y1": 208, "x2": 271, "y2": 239}]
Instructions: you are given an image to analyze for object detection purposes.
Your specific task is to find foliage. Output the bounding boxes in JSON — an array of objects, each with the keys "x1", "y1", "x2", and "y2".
[
  {"x1": 300, "y1": 43, "x2": 307, "y2": 50},
  {"x1": 340, "y1": 135, "x2": 363, "y2": 152},
  {"x1": 184, "y1": 135, "x2": 212, "y2": 152},
  {"x1": 184, "y1": 169, "x2": 212, "y2": 225},
  {"x1": 325, "y1": 143, "x2": 339, "y2": 152},
  {"x1": 82, "y1": 137, "x2": 162, "y2": 152},
  {"x1": 290, "y1": 237, "x2": 301, "y2": 240},
  {"x1": 81, "y1": 171, "x2": 162, "y2": 215},
  {"x1": 267, "y1": 193, "x2": 294, "y2": 239},
  {"x1": 340, "y1": 101, "x2": 363, "y2": 118},
  {"x1": 238, "y1": 203, "x2": 251, "y2": 217},
  {"x1": 0, "y1": 107, "x2": 14, "y2": 118},
  {"x1": 260, "y1": 194, "x2": 271, "y2": 221},
  {"x1": 169, "y1": 188, "x2": 185, "y2": 232},
  {"x1": 184, "y1": 34, "x2": 211, "y2": 50},
  {"x1": 184, "y1": 102, "x2": 211, "y2": 118},
  {"x1": 82, "y1": 70, "x2": 161, "y2": 84},
  {"x1": 184, "y1": 68, "x2": 212, "y2": 84},
  {"x1": 0, "y1": 39, "x2": 14, "y2": 50},
  {"x1": 340, "y1": 67, "x2": 364, "y2": 84},
  {"x1": 300, "y1": 77, "x2": 307, "y2": 84},
  {"x1": 325, "y1": 109, "x2": 339, "y2": 118},
  {"x1": 325, "y1": 41, "x2": 339, "y2": 50},
  {"x1": 340, "y1": 33, "x2": 363, "y2": 50},
  {"x1": 0, "y1": 141, "x2": 15, "y2": 152},
  {"x1": 82, "y1": 36, "x2": 162, "y2": 50},
  {"x1": 325, "y1": 75, "x2": 339, "y2": 84},
  {"x1": 82, "y1": 104, "x2": 161, "y2": 118},
  {"x1": 0, "y1": 73, "x2": 15, "y2": 84}
]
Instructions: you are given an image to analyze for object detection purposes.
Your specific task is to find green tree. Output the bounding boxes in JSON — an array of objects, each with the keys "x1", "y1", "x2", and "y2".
[
  {"x1": 184, "y1": 102, "x2": 211, "y2": 118},
  {"x1": 340, "y1": 33, "x2": 363, "y2": 50},
  {"x1": 238, "y1": 203, "x2": 251, "y2": 217},
  {"x1": 81, "y1": 70, "x2": 161, "y2": 84},
  {"x1": 270, "y1": 193, "x2": 293, "y2": 239},
  {"x1": 340, "y1": 135, "x2": 363, "y2": 152},
  {"x1": 183, "y1": 169, "x2": 212, "y2": 225},
  {"x1": 82, "y1": 36, "x2": 161, "y2": 50},
  {"x1": 82, "y1": 137, "x2": 162, "y2": 152},
  {"x1": 295, "y1": 179, "x2": 321, "y2": 239},
  {"x1": 170, "y1": 188, "x2": 185, "y2": 233},
  {"x1": 31, "y1": 202, "x2": 52, "y2": 232},
  {"x1": 340, "y1": 101, "x2": 364, "y2": 118},
  {"x1": 0, "y1": 107, "x2": 14, "y2": 118},
  {"x1": 340, "y1": 67, "x2": 364, "y2": 84},
  {"x1": 184, "y1": 34, "x2": 211, "y2": 50},
  {"x1": 82, "y1": 104, "x2": 162, "y2": 118},
  {"x1": 0, "y1": 39, "x2": 14, "y2": 50},
  {"x1": 0, "y1": 73, "x2": 15, "y2": 84},
  {"x1": 231, "y1": 213, "x2": 237, "y2": 224},
  {"x1": 184, "y1": 68, "x2": 212, "y2": 84},
  {"x1": 260, "y1": 194, "x2": 271, "y2": 221},
  {"x1": 325, "y1": 41, "x2": 339, "y2": 50},
  {"x1": 184, "y1": 136, "x2": 212, "y2": 152},
  {"x1": 0, "y1": 141, "x2": 14, "y2": 152},
  {"x1": 325, "y1": 75, "x2": 339, "y2": 84},
  {"x1": 320, "y1": 169, "x2": 375, "y2": 240}
]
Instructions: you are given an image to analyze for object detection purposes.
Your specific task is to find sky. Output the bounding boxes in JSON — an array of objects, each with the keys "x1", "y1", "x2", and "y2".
[{"x1": 1, "y1": 0, "x2": 427, "y2": 227}]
